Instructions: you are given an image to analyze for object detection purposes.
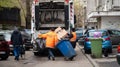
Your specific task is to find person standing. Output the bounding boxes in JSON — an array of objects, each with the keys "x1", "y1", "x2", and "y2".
[
  {"x1": 11, "y1": 28, "x2": 23, "y2": 61},
  {"x1": 70, "y1": 28, "x2": 77, "y2": 49},
  {"x1": 38, "y1": 28, "x2": 58, "y2": 60}
]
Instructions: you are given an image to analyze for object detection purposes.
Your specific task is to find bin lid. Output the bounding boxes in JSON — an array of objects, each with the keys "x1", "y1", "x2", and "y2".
[
  {"x1": 56, "y1": 40, "x2": 69, "y2": 46},
  {"x1": 89, "y1": 38, "x2": 103, "y2": 41}
]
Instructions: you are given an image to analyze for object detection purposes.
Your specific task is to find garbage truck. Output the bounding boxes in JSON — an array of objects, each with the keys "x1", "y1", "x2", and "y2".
[{"x1": 31, "y1": 0, "x2": 76, "y2": 56}]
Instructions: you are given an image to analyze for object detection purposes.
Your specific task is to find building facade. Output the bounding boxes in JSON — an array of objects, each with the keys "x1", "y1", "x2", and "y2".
[{"x1": 85, "y1": 0, "x2": 120, "y2": 29}]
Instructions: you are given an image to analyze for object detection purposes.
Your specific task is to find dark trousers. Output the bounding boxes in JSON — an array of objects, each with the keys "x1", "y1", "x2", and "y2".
[
  {"x1": 71, "y1": 41, "x2": 76, "y2": 48},
  {"x1": 47, "y1": 48, "x2": 55, "y2": 59},
  {"x1": 13, "y1": 46, "x2": 20, "y2": 59}
]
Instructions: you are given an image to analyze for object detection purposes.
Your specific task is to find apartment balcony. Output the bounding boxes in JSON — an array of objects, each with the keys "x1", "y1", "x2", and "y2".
[{"x1": 88, "y1": 11, "x2": 120, "y2": 19}]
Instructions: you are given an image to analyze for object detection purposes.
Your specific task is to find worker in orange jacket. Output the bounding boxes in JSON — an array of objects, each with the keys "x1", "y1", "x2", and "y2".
[
  {"x1": 38, "y1": 28, "x2": 58, "y2": 60},
  {"x1": 70, "y1": 28, "x2": 77, "y2": 48}
]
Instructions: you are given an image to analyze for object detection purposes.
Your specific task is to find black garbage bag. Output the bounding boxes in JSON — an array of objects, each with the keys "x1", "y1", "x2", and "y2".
[
  {"x1": 36, "y1": 38, "x2": 45, "y2": 50},
  {"x1": 20, "y1": 45, "x2": 25, "y2": 55}
]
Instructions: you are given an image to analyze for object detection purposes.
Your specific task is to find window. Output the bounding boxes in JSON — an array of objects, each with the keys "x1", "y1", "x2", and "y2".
[
  {"x1": 111, "y1": 30, "x2": 120, "y2": 35},
  {"x1": 88, "y1": 31, "x2": 108, "y2": 37},
  {"x1": 89, "y1": 31, "x2": 102, "y2": 37}
]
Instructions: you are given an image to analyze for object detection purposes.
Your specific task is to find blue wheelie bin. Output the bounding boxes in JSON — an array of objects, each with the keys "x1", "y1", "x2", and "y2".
[{"x1": 56, "y1": 40, "x2": 76, "y2": 60}]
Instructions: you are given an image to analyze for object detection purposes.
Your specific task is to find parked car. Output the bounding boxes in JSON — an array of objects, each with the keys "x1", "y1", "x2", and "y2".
[
  {"x1": 21, "y1": 30, "x2": 33, "y2": 50},
  {"x1": 0, "y1": 34, "x2": 10, "y2": 60},
  {"x1": 84, "y1": 29, "x2": 112, "y2": 54},
  {"x1": 106, "y1": 29, "x2": 120, "y2": 46},
  {"x1": 116, "y1": 44, "x2": 120, "y2": 65},
  {"x1": 77, "y1": 28, "x2": 92, "y2": 45},
  {"x1": 24, "y1": 29, "x2": 31, "y2": 35},
  {"x1": 3, "y1": 33, "x2": 13, "y2": 55},
  {"x1": 0, "y1": 30, "x2": 13, "y2": 55},
  {"x1": 84, "y1": 29, "x2": 120, "y2": 46},
  {"x1": 75, "y1": 28, "x2": 84, "y2": 40}
]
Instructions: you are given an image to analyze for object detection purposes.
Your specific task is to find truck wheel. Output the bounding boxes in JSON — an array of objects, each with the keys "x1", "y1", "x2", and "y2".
[
  {"x1": 34, "y1": 52, "x2": 39, "y2": 56},
  {"x1": 69, "y1": 57, "x2": 74, "y2": 61},
  {"x1": 25, "y1": 47, "x2": 30, "y2": 50}
]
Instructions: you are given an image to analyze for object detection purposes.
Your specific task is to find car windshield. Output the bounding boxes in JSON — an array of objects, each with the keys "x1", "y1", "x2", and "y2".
[
  {"x1": 24, "y1": 29, "x2": 31, "y2": 35},
  {"x1": 109, "y1": 30, "x2": 120, "y2": 35},
  {"x1": 75, "y1": 28, "x2": 83, "y2": 33},
  {"x1": 88, "y1": 30, "x2": 108, "y2": 37},
  {"x1": 3, "y1": 33, "x2": 11, "y2": 41}
]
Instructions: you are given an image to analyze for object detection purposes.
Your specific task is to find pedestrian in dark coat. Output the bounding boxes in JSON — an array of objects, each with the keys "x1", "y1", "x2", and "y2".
[{"x1": 11, "y1": 29, "x2": 23, "y2": 61}]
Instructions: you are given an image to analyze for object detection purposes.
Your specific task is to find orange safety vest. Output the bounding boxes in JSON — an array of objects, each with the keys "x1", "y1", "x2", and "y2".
[
  {"x1": 70, "y1": 32, "x2": 77, "y2": 42},
  {"x1": 40, "y1": 31, "x2": 58, "y2": 48}
]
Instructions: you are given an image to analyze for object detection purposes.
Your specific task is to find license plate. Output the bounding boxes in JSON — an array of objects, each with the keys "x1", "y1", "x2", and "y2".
[
  {"x1": 10, "y1": 48, "x2": 13, "y2": 50},
  {"x1": 0, "y1": 51, "x2": 5, "y2": 54}
]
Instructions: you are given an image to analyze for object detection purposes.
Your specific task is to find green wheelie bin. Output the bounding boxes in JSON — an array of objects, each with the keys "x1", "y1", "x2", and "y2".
[{"x1": 89, "y1": 38, "x2": 103, "y2": 58}]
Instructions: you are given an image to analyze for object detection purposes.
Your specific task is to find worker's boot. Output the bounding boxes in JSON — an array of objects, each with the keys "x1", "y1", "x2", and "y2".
[{"x1": 52, "y1": 57, "x2": 55, "y2": 61}]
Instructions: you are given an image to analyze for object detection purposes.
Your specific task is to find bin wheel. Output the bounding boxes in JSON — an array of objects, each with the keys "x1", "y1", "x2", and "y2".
[
  {"x1": 64, "y1": 57, "x2": 74, "y2": 61},
  {"x1": 69, "y1": 57, "x2": 74, "y2": 61}
]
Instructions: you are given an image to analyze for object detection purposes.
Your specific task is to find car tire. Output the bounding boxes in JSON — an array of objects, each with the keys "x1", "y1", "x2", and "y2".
[
  {"x1": 108, "y1": 48, "x2": 112, "y2": 53},
  {"x1": 25, "y1": 47, "x2": 30, "y2": 50},
  {"x1": 85, "y1": 49, "x2": 91, "y2": 54},
  {"x1": 12, "y1": 51, "x2": 14, "y2": 55},
  {"x1": 116, "y1": 54, "x2": 120, "y2": 65},
  {"x1": 103, "y1": 48, "x2": 109, "y2": 57},
  {"x1": 0, "y1": 52, "x2": 9, "y2": 60}
]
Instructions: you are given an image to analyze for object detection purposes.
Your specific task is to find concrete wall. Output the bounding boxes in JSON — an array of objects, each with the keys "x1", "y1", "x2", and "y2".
[
  {"x1": 101, "y1": 17, "x2": 120, "y2": 29},
  {"x1": 86, "y1": 0, "x2": 96, "y2": 17},
  {"x1": 86, "y1": 22, "x2": 97, "y2": 29}
]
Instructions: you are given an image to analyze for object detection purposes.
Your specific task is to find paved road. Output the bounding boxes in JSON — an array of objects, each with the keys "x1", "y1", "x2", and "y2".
[
  {"x1": 79, "y1": 43, "x2": 120, "y2": 67},
  {"x1": 0, "y1": 44, "x2": 93, "y2": 67}
]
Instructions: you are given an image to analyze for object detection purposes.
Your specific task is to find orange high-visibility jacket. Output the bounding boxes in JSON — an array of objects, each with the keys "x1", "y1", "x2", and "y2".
[
  {"x1": 70, "y1": 32, "x2": 77, "y2": 42},
  {"x1": 40, "y1": 31, "x2": 58, "y2": 48}
]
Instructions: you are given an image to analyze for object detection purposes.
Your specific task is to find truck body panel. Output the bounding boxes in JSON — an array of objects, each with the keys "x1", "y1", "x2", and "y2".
[{"x1": 31, "y1": 0, "x2": 75, "y2": 55}]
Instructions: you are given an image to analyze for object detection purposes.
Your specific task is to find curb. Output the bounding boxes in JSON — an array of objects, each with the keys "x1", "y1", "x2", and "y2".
[{"x1": 77, "y1": 44, "x2": 100, "y2": 67}]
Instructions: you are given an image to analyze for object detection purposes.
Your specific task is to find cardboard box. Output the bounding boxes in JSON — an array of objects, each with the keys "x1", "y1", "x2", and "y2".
[{"x1": 55, "y1": 27, "x2": 68, "y2": 40}]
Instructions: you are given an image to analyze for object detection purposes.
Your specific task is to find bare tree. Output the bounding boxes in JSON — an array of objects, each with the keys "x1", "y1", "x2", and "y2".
[{"x1": 74, "y1": 0, "x2": 84, "y2": 28}]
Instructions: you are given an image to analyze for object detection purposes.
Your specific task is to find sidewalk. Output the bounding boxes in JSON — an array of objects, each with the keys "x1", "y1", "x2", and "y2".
[
  {"x1": 77, "y1": 43, "x2": 100, "y2": 67},
  {"x1": 77, "y1": 43, "x2": 120, "y2": 67}
]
